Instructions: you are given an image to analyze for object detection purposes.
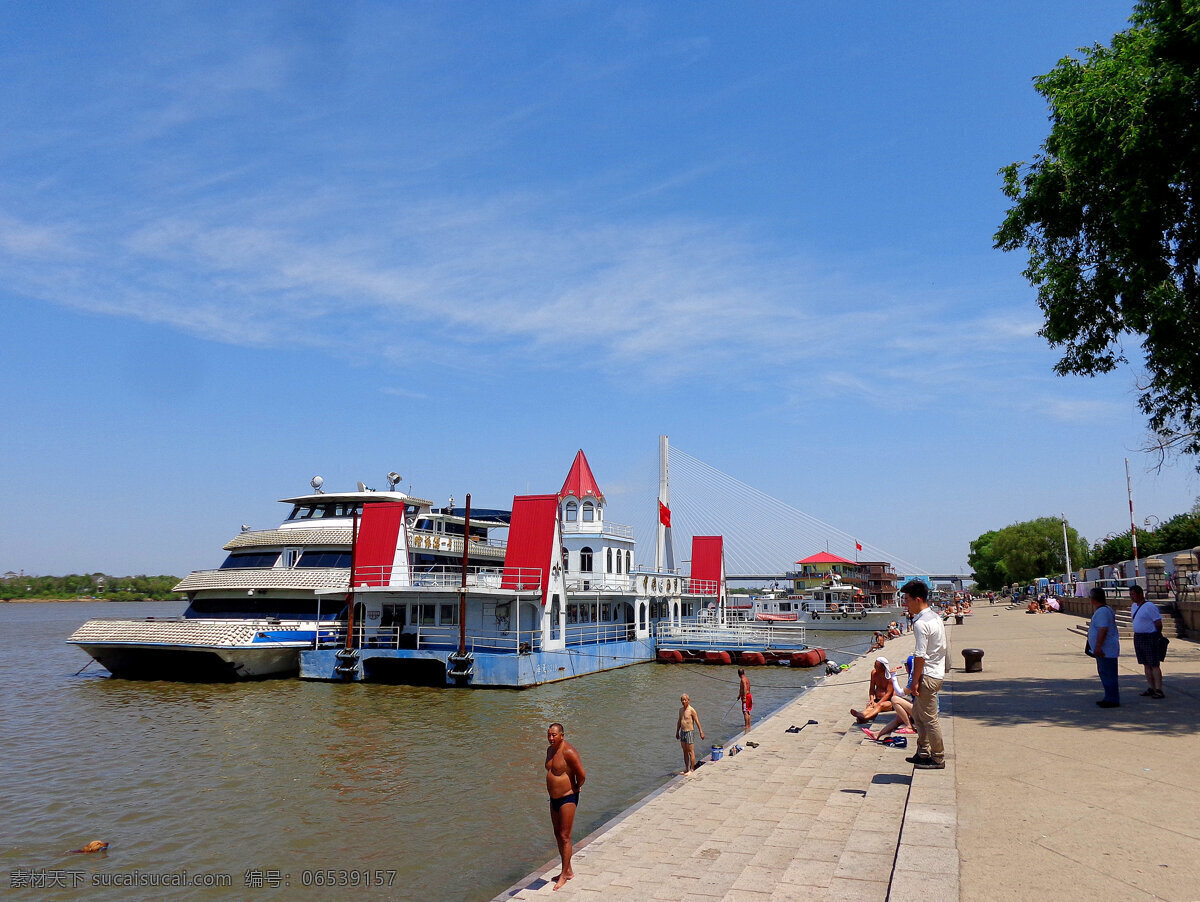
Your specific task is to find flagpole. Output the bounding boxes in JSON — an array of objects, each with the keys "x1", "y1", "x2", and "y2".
[{"x1": 1126, "y1": 458, "x2": 1140, "y2": 579}]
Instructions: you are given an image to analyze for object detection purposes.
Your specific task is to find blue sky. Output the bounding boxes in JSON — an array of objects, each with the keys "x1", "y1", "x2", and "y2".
[{"x1": 2, "y1": 1, "x2": 1196, "y2": 578}]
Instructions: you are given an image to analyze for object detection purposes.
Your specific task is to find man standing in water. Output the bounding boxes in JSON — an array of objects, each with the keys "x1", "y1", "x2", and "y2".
[
  {"x1": 738, "y1": 668, "x2": 753, "y2": 734},
  {"x1": 545, "y1": 722, "x2": 586, "y2": 891},
  {"x1": 676, "y1": 694, "x2": 705, "y2": 774}
]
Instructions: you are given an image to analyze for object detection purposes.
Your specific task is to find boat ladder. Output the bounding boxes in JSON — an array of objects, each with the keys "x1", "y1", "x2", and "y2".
[
  {"x1": 334, "y1": 647, "x2": 360, "y2": 678},
  {"x1": 446, "y1": 650, "x2": 474, "y2": 683}
]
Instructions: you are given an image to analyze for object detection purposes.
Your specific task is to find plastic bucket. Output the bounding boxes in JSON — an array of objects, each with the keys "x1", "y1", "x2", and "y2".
[{"x1": 710, "y1": 745, "x2": 723, "y2": 761}]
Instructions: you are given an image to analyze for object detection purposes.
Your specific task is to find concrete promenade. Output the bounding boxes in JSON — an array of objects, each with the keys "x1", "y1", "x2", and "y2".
[{"x1": 496, "y1": 607, "x2": 1200, "y2": 902}]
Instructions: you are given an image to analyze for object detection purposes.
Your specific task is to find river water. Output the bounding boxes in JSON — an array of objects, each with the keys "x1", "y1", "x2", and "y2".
[{"x1": 1, "y1": 602, "x2": 873, "y2": 901}]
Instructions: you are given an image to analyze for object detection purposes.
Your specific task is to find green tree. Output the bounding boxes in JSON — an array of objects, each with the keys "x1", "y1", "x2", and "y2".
[
  {"x1": 995, "y1": 0, "x2": 1200, "y2": 466},
  {"x1": 967, "y1": 531, "x2": 1007, "y2": 589},
  {"x1": 968, "y1": 518, "x2": 1088, "y2": 589}
]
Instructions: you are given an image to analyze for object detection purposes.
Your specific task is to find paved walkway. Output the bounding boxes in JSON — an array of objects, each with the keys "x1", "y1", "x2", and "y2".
[{"x1": 496, "y1": 608, "x2": 1200, "y2": 901}]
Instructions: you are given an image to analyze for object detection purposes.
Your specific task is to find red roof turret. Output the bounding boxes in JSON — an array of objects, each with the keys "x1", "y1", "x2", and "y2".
[
  {"x1": 796, "y1": 551, "x2": 857, "y2": 565},
  {"x1": 558, "y1": 449, "x2": 604, "y2": 502}
]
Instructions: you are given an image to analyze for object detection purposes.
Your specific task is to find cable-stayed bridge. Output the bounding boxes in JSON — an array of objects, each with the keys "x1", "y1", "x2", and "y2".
[{"x1": 625, "y1": 440, "x2": 934, "y2": 582}]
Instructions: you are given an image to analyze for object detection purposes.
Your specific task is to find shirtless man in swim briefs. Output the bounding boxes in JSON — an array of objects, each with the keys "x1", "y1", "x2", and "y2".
[
  {"x1": 738, "y1": 668, "x2": 753, "y2": 734},
  {"x1": 676, "y1": 694, "x2": 705, "y2": 775},
  {"x1": 545, "y1": 722, "x2": 586, "y2": 891}
]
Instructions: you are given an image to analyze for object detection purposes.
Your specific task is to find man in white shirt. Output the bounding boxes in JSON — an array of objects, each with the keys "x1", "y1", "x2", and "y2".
[{"x1": 902, "y1": 579, "x2": 947, "y2": 769}]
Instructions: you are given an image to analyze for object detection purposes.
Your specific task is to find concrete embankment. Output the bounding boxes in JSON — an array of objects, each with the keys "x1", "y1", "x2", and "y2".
[{"x1": 497, "y1": 605, "x2": 1200, "y2": 901}]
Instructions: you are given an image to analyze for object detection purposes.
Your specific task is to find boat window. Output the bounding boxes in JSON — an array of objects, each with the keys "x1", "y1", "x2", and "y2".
[
  {"x1": 219, "y1": 551, "x2": 280, "y2": 569},
  {"x1": 565, "y1": 502, "x2": 577, "y2": 522},
  {"x1": 616, "y1": 550, "x2": 623, "y2": 574},
  {"x1": 606, "y1": 548, "x2": 613, "y2": 573},
  {"x1": 419, "y1": 604, "x2": 436, "y2": 625},
  {"x1": 780, "y1": 602, "x2": 791, "y2": 612},
  {"x1": 582, "y1": 503, "x2": 594, "y2": 522},
  {"x1": 579, "y1": 547, "x2": 593, "y2": 573},
  {"x1": 625, "y1": 550, "x2": 631, "y2": 572},
  {"x1": 440, "y1": 604, "x2": 457, "y2": 624},
  {"x1": 296, "y1": 550, "x2": 352, "y2": 568}
]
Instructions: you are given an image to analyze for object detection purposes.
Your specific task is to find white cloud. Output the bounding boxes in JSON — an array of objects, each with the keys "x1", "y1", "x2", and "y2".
[{"x1": 0, "y1": 174, "x2": 1065, "y2": 417}]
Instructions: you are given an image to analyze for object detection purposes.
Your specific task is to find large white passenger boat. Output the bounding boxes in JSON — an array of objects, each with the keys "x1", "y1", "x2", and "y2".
[
  {"x1": 68, "y1": 451, "x2": 718, "y2": 686},
  {"x1": 66, "y1": 474, "x2": 501, "y2": 679}
]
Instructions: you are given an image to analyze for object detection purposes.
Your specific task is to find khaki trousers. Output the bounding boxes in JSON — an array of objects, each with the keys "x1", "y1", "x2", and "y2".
[{"x1": 913, "y1": 675, "x2": 944, "y2": 762}]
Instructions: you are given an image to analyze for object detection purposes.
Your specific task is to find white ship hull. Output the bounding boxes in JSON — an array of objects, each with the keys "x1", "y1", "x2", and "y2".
[{"x1": 68, "y1": 618, "x2": 317, "y2": 680}]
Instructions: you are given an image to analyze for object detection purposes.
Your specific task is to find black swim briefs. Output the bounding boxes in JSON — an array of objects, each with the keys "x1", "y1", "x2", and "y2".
[{"x1": 549, "y1": 792, "x2": 579, "y2": 812}]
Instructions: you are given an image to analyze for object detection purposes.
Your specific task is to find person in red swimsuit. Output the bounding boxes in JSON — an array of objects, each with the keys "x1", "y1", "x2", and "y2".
[{"x1": 738, "y1": 668, "x2": 753, "y2": 733}]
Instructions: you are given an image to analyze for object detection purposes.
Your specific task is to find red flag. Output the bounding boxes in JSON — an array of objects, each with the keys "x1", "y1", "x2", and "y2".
[
  {"x1": 855, "y1": 541, "x2": 862, "y2": 551},
  {"x1": 658, "y1": 500, "x2": 672, "y2": 527}
]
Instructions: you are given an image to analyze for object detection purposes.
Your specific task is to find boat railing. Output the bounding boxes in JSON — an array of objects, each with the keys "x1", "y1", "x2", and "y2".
[
  {"x1": 348, "y1": 565, "x2": 544, "y2": 590},
  {"x1": 564, "y1": 574, "x2": 635, "y2": 592},
  {"x1": 683, "y1": 578, "x2": 720, "y2": 596},
  {"x1": 315, "y1": 624, "x2": 546, "y2": 654},
  {"x1": 561, "y1": 520, "x2": 634, "y2": 539},
  {"x1": 655, "y1": 620, "x2": 806, "y2": 649},
  {"x1": 407, "y1": 530, "x2": 508, "y2": 555},
  {"x1": 564, "y1": 621, "x2": 637, "y2": 645},
  {"x1": 314, "y1": 620, "x2": 640, "y2": 653}
]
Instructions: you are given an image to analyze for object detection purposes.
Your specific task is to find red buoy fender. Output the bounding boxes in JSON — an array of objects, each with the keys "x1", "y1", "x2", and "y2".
[
  {"x1": 704, "y1": 650, "x2": 732, "y2": 664},
  {"x1": 740, "y1": 652, "x2": 766, "y2": 666},
  {"x1": 791, "y1": 650, "x2": 822, "y2": 667}
]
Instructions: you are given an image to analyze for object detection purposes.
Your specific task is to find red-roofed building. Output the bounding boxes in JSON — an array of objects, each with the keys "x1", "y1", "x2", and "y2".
[
  {"x1": 790, "y1": 551, "x2": 864, "y2": 593},
  {"x1": 557, "y1": 450, "x2": 635, "y2": 597}
]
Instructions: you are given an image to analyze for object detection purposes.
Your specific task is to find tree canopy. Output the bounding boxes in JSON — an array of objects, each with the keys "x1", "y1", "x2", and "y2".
[
  {"x1": 995, "y1": 0, "x2": 1200, "y2": 465},
  {"x1": 968, "y1": 517, "x2": 1089, "y2": 589},
  {"x1": 0, "y1": 573, "x2": 181, "y2": 601},
  {"x1": 1089, "y1": 497, "x2": 1200, "y2": 565}
]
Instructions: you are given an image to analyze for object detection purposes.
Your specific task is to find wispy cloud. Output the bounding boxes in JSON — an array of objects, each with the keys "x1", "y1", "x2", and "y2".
[
  {"x1": 0, "y1": 180, "x2": 1056, "y2": 413},
  {"x1": 1037, "y1": 397, "x2": 1127, "y2": 423}
]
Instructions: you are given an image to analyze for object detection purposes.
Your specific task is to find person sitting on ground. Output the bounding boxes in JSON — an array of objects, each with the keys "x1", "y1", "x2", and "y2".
[
  {"x1": 851, "y1": 657, "x2": 897, "y2": 724},
  {"x1": 864, "y1": 656, "x2": 917, "y2": 741},
  {"x1": 1026, "y1": 598, "x2": 1039, "y2": 614},
  {"x1": 869, "y1": 632, "x2": 886, "y2": 651},
  {"x1": 887, "y1": 620, "x2": 902, "y2": 638}
]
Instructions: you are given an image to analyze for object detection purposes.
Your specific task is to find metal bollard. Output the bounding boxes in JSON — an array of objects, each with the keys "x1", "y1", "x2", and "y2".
[{"x1": 961, "y1": 648, "x2": 984, "y2": 672}]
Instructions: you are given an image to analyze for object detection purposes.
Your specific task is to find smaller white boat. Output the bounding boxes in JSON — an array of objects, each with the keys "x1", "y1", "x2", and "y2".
[{"x1": 733, "y1": 578, "x2": 904, "y2": 632}]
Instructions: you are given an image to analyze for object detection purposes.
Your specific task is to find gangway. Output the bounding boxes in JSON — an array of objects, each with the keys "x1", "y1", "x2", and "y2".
[{"x1": 655, "y1": 621, "x2": 807, "y2": 652}]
